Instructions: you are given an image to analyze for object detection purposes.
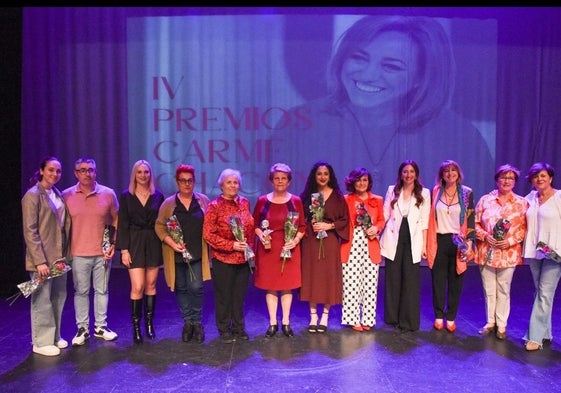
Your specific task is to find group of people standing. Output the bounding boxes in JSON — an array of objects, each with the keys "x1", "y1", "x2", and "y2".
[
  {"x1": 386, "y1": 159, "x2": 560, "y2": 353},
  {"x1": 21, "y1": 156, "x2": 560, "y2": 357},
  {"x1": 22, "y1": 157, "x2": 119, "y2": 357}
]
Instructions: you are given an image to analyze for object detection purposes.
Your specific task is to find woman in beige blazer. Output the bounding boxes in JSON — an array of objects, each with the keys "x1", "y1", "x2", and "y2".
[{"x1": 22, "y1": 156, "x2": 72, "y2": 357}]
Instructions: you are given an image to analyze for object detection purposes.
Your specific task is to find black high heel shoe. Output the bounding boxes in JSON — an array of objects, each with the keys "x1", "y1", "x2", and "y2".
[
  {"x1": 308, "y1": 311, "x2": 318, "y2": 333},
  {"x1": 281, "y1": 324, "x2": 294, "y2": 337},
  {"x1": 265, "y1": 324, "x2": 278, "y2": 338},
  {"x1": 317, "y1": 311, "x2": 329, "y2": 333}
]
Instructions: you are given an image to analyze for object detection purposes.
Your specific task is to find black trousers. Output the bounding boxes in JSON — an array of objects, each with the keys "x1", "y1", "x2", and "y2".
[
  {"x1": 431, "y1": 234, "x2": 465, "y2": 320},
  {"x1": 384, "y1": 217, "x2": 421, "y2": 331},
  {"x1": 211, "y1": 258, "x2": 250, "y2": 334}
]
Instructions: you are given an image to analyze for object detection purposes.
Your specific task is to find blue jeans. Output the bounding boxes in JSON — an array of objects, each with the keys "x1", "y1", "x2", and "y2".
[
  {"x1": 524, "y1": 258, "x2": 561, "y2": 344},
  {"x1": 174, "y1": 259, "x2": 203, "y2": 323},
  {"x1": 72, "y1": 256, "x2": 111, "y2": 329},
  {"x1": 31, "y1": 273, "x2": 66, "y2": 346}
]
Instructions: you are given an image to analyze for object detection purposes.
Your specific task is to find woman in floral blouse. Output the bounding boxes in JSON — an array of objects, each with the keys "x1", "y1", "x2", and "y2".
[
  {"x1": 474, "y1": 164, "x2": 528, "y2": 340},
  {"x1": 203, "y1": 168, "x2": 255, "y2": 344}
]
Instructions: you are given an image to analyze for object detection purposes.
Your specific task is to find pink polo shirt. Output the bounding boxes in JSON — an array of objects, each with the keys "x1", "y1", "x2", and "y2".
[{"x1": 62, "y1": 182, "x2": 119, "y2": 257}]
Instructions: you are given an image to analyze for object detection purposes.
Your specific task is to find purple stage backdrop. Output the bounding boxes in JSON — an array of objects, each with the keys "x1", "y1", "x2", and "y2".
[{"x1": 21, "y1": 7, "x2": 561, "y2": 205}]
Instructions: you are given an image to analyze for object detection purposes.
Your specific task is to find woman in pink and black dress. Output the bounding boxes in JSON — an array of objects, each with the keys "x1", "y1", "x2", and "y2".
[
  {"x1": 253, "y1": 163, "x2": 306, "y2": 338},
  {"x1": 426, "y1": 160, "x2": 475, "y2": 333},
  {"x1": 299, "y1": 161, "x2": 349, "y2": 333}
]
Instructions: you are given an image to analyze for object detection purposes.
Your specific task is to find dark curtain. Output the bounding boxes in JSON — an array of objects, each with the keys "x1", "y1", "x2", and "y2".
[{"x1": 3, "y1": 7, "x2": 561, "y2": 295}]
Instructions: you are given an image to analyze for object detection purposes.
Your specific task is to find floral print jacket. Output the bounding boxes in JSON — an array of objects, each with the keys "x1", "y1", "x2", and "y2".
[{"x1": 474, "y1": 190, "x2": 528, "y2": 268}]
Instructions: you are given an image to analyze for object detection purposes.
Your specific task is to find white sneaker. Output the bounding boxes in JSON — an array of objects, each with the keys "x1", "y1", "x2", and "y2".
[
  {"x1": 94, "y1": 326, "x2": 118, "y2": 341},
  {"x1": 72, "y1": 327, "x2": 90, "y2": 346},
  {"x1": 56, "y1": 338, "x2": 68, "y2": 349},
  {"x1": 33, "y1": 345, "x2": 60, "y2": 356}
]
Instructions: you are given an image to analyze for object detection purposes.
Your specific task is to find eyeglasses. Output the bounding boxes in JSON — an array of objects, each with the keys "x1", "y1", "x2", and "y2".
[
  {"x1": 75, "y1": 168, "x2": 95, "y2": 175},
  {"x1": 177, "y1": 178, "x2": 194, "y2": 185},
  {"x1": 499, "y1": 176, "x2": 516, "y2": 182}
]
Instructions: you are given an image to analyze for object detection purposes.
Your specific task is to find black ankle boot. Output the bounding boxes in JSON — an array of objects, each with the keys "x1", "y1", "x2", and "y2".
[
  {"x1": 192, "y1": 323, "x2": 205, "y2": 344},
  {"x1": 131, "y1": 299, "x2": 143, "y2": 344},
  {"x1": 144, "y1": 295, "x2": 156, "y2": 339},
  {"x1": 182, "y1": 322, "x2": 194, "y2": 342}
]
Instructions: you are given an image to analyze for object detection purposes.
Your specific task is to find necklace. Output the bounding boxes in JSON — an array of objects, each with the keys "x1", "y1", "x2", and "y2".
[
  {"x1": 538, "y1": 189, "x2": 554, "y2": 205},
  {"x1": 136, "y1": 189, "x2": 150, "y2": 201},
  {"x1": 443, "y1": 188, "x2": 457, "y2": 214}
]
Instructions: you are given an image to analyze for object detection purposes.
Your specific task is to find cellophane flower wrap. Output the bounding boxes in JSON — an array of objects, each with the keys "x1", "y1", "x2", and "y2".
[
  {"x1": 452, "y1": 234, "x2": 469, "y2": 260},
  {"x1": 310, "y1": 192, "x2": 327, "y2": 259},
  {"x1": 536, "y1": 241, "x2": 561, "y2": 263},
  {"x1": 280, "y1": 212, "x2": 299, "y2": 274},
  {"x1": 229, "y1": 215, "x2": 255, "y2": 271},
  {"x1": 484, "y1": 218, "x2": 511, "y2": 265},
  {"x1": 102, "y1": 224, "x2": 116, "y2": 256},
  {"x1": 9, "y1": 257, "x2": 71, "y2": 305},
  {"x1": 356, "y1": 202, "x2": 373, "y2": 233},
  {"x1": 101, "y1": 224, "x2": 115, "y2": 291},
  {"x1": 166, "y1": 214, "x2": 195, "y2": 281},
  {"x1": 452, "y1": 234, "x2": 469, "y2": 253}
]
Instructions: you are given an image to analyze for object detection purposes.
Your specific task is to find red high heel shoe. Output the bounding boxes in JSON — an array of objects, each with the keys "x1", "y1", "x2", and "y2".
[
  {"x1": 446, "y1": 321, "x2": 457, "y2": 333},
  {"x1": 433, "y1": 319, "x2": 444, "y2": 331}
]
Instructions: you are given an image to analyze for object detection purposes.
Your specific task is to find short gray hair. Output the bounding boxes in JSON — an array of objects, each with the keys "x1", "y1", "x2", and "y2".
[{"x1": 217, "y1": 168, "x2": 242, "y2": 187}]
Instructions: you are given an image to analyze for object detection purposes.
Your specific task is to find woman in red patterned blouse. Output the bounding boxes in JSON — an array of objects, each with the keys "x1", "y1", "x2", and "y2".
[{"x1": 203, "y1": 168, "x2": 255, "y2": 344}]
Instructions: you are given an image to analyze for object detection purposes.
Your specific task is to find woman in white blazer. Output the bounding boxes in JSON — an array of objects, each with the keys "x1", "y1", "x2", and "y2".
[{"x1": 380, "y1": 160, "x2": 430, "y2": 332}]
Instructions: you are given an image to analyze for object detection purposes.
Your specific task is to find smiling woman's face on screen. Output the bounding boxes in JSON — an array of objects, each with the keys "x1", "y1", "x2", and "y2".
[{"x1": 341, "y1": 31, "x2": 418, "y2": 111}]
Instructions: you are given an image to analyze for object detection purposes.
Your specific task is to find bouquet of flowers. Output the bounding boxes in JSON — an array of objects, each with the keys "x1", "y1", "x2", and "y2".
[
  {"x1": 8, "y1": 258, "x2": 71, "y2": 306},
  {"x1": 166, "y1": 215, "x2": 195, "y2": 281},
  {"x1": 452, "y1": 234, "x2": 470, "y2": 261},
  {"x1": 260, "y1": 219, "x2": 273, "y2": 250},
  {"x1": 280, "y1": 212, "x2": 299, "y2": 274},
  {"x1": 310, "y1": 192, "x2": 327, "y2": 259},
  {"x1": 102, "y1": 224, "x2": 116, "y2": 291},
  {"x1": 484, "y1": 218, "x2": 511, "y2": 265},
  {"x1": 229, "y1": 215, "x2": 255, "y2": 272},
  {"x1": 536, "y1": 241, "x2": 561, "y2": 263},
  {"x1": 356, "y1": 202, "x2": 373, "y2": 234}
]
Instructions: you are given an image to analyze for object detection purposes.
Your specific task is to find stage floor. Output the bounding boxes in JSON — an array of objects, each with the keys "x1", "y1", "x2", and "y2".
[{"x1": 1, "y1": 265, "x2": 560, "y2": 393}]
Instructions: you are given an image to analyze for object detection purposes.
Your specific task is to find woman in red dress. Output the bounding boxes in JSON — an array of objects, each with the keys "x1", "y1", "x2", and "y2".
[{"x1": 253, "y1": 163, "x2": 306, "y2": 338}]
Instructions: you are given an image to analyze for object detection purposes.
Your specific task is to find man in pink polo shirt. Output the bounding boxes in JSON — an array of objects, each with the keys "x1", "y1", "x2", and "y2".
[{"x1": 63, "y1": 158, "x2": 119, "y2": 345}]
